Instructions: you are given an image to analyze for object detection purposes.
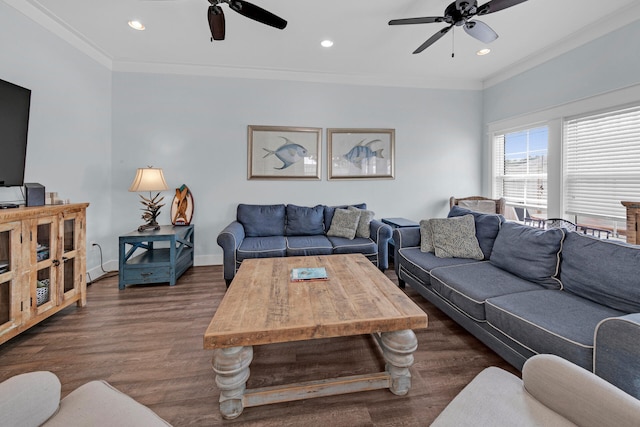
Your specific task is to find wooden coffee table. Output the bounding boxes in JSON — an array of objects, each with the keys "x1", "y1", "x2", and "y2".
[{"x1": 203, "y1": 254, "x2": 428, "y2": 419}]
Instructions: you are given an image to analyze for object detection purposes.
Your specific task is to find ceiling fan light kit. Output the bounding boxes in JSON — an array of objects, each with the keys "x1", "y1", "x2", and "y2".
[
  {"x1": 389, "y1": 0, "x2": 528, "y2": 55},
  {"x1": 207, "y1": 0, "x2": 287, "y2": 42}
]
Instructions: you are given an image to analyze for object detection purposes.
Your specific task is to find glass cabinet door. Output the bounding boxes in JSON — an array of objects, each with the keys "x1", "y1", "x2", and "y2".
[
  {"x1": 0, "y1": 222, "x2": 22, "y2": 335},
  {"x1": 34, "y1": 217, "x2": 56, "y2": 314},
  {"x1": 61, "y1": 216, "x2": 80, "y2": 299}
]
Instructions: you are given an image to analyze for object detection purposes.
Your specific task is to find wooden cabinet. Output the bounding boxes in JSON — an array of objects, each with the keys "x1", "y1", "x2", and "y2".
[{"x1": 0, "y1": 203, "x2": 88, "y2": 345}]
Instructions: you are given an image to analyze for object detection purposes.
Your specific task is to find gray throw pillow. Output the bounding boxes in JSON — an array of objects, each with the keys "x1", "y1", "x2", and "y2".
[
  {"x1": 429, "y1": 215, "x2": 484, "y2": 260},
  {"x1": 348, "y1": 206, "x2": 374, "y2": 238},
  {"x1": 327, "y1": 208, "x2": 361, "y2": 239},
  {"x1": 420, "y1": 219, "x2": 434, "y2": 253}
]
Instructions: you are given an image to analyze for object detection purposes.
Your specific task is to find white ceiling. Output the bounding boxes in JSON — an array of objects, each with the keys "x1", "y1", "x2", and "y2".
[{"x1": 7, "y1": 0, "x2": 640, "y2": 89}]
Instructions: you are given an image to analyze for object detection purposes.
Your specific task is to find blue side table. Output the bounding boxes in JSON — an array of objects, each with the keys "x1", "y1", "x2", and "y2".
[
  {"x1": 382, "y1": 218, "x2": 420, "y2": 264},
  {"x1": 118, "y1": 225, "x2": 194, "y2": 290}
]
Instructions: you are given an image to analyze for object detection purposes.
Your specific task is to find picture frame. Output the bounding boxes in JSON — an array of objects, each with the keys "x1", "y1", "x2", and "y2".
[
  {"x1": 327, "y1": 128, "x2": 395, "y2": 180},
  {"x1": 248, "y1": 125, "x2": 322, "y2": 180}
]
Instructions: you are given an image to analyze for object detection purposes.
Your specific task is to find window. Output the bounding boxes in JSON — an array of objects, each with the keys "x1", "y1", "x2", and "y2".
[
  {"x1": 494, "y1": 126, "x2": 548, "y2": 213},
  {"x1": 564, "y1": 104, "x2": 640, "y2": 229}
]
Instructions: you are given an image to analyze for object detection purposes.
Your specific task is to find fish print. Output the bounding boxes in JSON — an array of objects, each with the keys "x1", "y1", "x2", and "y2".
[
  {"x1": 263, "y1": 137, "x2": 308, "y2": 170},
  {"x1": 343, "y1": 139, "x2": 384, "y2": 168}
]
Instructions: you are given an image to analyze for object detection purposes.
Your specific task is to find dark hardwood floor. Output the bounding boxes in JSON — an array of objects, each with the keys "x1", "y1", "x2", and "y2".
[{"x1": 0, "y1": 264, "x2": 517, "y2": 426}]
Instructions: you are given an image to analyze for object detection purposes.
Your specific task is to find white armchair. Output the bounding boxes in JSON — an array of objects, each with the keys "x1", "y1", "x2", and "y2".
[
  {"x1": 0, "y1": 371, "x2": 171, "y2": 427},
  {"x1": 431, "y1": 354, "x2": 640, "y2": 427}
]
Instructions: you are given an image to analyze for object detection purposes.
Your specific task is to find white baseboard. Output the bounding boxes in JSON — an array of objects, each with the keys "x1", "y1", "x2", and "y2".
[{"x1": 86, "y1": 254, "x2": 222, "y2": 284}]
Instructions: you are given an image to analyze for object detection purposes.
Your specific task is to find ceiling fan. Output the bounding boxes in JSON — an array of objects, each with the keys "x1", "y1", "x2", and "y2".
[
  {"x1": 389, "y1": 0, "x2": 529, "y2": 54},
  {"x1": 207, "y1": 0, "x2": 287, "y2": 41}
]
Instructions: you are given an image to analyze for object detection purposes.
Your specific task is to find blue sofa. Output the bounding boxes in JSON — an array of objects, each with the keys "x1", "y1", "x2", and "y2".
[
  {"x1": 394, "y1": 206, "x2": 640, "y2": 398},
  {"x1": 217, "y1": 203, "x2": 392, "y2": 286}
]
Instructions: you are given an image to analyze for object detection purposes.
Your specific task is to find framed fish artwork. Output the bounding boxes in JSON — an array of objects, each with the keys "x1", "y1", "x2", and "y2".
[
  {"x1": 248, "y1": 125, "x2": 322, "y2": 180},
  {"x1": 327, "y1": 128, "x2": 395, "y2": 180}
]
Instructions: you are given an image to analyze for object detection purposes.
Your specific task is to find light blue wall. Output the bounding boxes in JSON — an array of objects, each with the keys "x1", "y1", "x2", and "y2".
[
  {"x1": 483, "y1": 20, "x2": 640, "y2": 124},
  {"x1": 0, "y1": 1, "x2": 112, "y2": 272},
  {"x1": 482, "y1": 19, "x2": 640, "y2": 199},
  {"x1": 111, "y1": 73, "x2": 483, "y2": 264}
]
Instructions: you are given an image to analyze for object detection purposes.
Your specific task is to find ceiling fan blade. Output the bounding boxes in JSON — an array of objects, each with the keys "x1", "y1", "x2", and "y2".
[
  {"x1": 228, "y1": 0, "x2": 287, "y2": 30},
  {"x1": 208, "y1": 5, "x2": 225, "y2": 40},
  {"x1": 477, "y1": 0, "x2": 528, "y2": 15},
  {"x1": 388, "y1": 16, "x2": 445, "y2": 26},
  {"x1": 464, "y1": 20, "x2": 498, "y2": 43},
  {"x1": 413, "y1": 25, "x2": 453, "y2": 54}
]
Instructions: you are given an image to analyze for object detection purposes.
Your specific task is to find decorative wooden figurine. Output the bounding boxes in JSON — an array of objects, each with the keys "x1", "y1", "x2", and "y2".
[{"x1": 171, "y1": 184, "x2": 194, "y2": 226}]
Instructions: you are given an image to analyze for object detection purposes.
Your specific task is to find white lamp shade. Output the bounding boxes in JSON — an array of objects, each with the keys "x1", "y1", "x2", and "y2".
[{"x1": 128, "y1": 167, "x2": 169, "y2": 192}]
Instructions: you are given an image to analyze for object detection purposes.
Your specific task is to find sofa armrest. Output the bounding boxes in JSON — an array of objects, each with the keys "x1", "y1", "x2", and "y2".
[
  {"x1": 392, "y1": 226, "x2": 421, "y2": 249},
  {"x1": 0, "y1": 371, "x2": 61, "y2": 427},
  {"x1": 594, "y1": 313, "x2": 640, "y2": 399},
  {"x1": 216, "y1": 221, "x2": 246, "y2": 284},
  {"x1": 369, "y1": 219, "x2": 392, "y2": 271},
  {"x1": 523, "y1": 354, "x2": 640, "y2": 427}
]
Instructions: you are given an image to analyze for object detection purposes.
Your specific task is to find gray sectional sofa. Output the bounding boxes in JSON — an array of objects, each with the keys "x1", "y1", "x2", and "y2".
[
  {"x1": 394, "y1": 206, "x2": 640, "y2": 398},
  {"x1": 217, "y1": 203, "x2": 392, "y2": 286}
]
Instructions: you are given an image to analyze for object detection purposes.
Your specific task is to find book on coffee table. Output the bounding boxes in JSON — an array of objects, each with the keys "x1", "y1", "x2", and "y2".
[{"x1": 291, "y1": 267, "x2": 328, "y2": 282}]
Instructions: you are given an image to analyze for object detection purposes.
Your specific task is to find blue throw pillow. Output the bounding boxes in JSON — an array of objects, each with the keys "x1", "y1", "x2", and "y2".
[
  {"x1": 285, "y1": 204, "x2": 325, "y2": 236},
  {"x1": 237, "y1": 204, "x2": 285, "y2": 237},
  {"x1": 448, "y1": 205, "x2": 503, "y2": 259},
  {"x1": 489, "y1": 221, "x2": 564, "y2": 289}
]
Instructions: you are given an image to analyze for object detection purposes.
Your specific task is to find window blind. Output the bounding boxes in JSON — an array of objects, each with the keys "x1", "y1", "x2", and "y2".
[
  {"x1": 494, "y1": 128, "x2": 548, "y2": 209},
  {"x1": 564, "y1": 104, "x2": 640, "y2": 220}
]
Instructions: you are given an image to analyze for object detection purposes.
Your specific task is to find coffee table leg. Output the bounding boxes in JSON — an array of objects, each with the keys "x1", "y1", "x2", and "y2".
[
  {"x1": 380, "y1": 329, "x2": 418, "y2": 395},
  {"x1": 212, "y1": 346, "x2": 253, "y2": 420}
]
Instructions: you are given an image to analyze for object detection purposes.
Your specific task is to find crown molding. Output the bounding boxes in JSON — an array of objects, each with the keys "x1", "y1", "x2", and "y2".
[
  {"x1": 111, "y1": 60, "x2": 484, "y2": 90},
  {"x1": 483, "y1": 5, "x2": 640, "y2": 88},
  {"x1": 4, "y1": 0, "x2": 113, "y2": 69}
]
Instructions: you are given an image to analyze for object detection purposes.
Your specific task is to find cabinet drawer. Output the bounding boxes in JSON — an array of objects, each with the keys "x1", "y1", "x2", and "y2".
[{"x1": 123, "y1": 266, "x2": 172, "y2": 283}]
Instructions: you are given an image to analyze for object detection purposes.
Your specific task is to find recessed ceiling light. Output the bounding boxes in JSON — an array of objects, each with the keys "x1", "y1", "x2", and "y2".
[
  {"x1": 321, "y1": 40, "x2": 334, "y2": 48},
  {"x1": 128, "y1": 20, "x2": 145, "y2": 31},
  {"x1": 477, "y1": 48, "x2": 491, "y2": 56}
]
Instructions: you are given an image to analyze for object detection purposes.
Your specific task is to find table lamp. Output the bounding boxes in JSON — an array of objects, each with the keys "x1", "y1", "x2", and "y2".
[{"x1": 129, "y1": 166, "x2": 169, "y2": 231}]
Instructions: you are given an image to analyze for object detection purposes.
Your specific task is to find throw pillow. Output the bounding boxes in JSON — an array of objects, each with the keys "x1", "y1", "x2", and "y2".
[
  {"x1": 448, "y1": 205, "x2": 503, "y2": 259},
  {"x1": 420, "y1": 219, "x2": 434, "y2": 253},
  {"x1": 348, "y1": 206, "x2": 374, "y2": 238},
  {"x1": 323, "y1": 203, "x2": 367, "y2": 229},
  {"x1": 327, "y1": 208, "x2": 361, "y2": 240},
  {"x1": 429, "y1": 215, "x2": 484, "y2": 260}
]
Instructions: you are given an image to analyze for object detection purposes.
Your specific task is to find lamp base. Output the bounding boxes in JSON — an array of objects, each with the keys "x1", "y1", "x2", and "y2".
[{"x1": 137, "y1": 223, "x2": 161, "y2": 232}]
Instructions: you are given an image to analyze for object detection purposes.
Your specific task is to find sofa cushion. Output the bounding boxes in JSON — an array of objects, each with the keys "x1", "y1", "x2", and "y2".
[
  {"x1": 327, "y1": 236, "x2": 377, "y2": 256},
  {"x1": 397, "y1": 247, "x2": 481, "y2": 288},
  {"x1": 285, "y1": 204, "x2": 325, "y2": 236},
  {"x1": 237, "y1": 204, "x2": 286, "y2": 237},
  {"x1": 560, "y1": 232, "x2": 640, "y2": 313},
  {"x1": 327, "y1": 208, "x2": 361, "y2": 239},
  {"x1": 237, "y1": 236, "x2": 287, "y2": 262},
  {"x1": 348, "y1": 206, "x2": 374, "y2": 239},
  {"x1": 489, "y1": 222, "x2": 563, "y2": 289},
  {"x1": 430, "y1": 262, "x2": 544, "y2": 321},
  {"x1": 323, "y1": 203, "x2": 367, "y2": 229},
  {"x1": 419, "y1": 219, "x2": 434, "y2": 253},
  {"x1": 448, "y1": 205, "x2": 504, "y2": 259},
  {"x1": 486, "y1": 290, "x2": 625, "y2": 370},
  {"x1": 429, "y1": 215, "x2": 484, "y2": 260},
  {"x1": 286, "y1": 235, "x2": 333, "y2": 256}
]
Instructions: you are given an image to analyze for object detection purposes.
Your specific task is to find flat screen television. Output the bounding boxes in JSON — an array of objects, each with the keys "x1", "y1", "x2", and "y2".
[{"x1": 0, "y1": 78, "x2": 31, "y2": 187}]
